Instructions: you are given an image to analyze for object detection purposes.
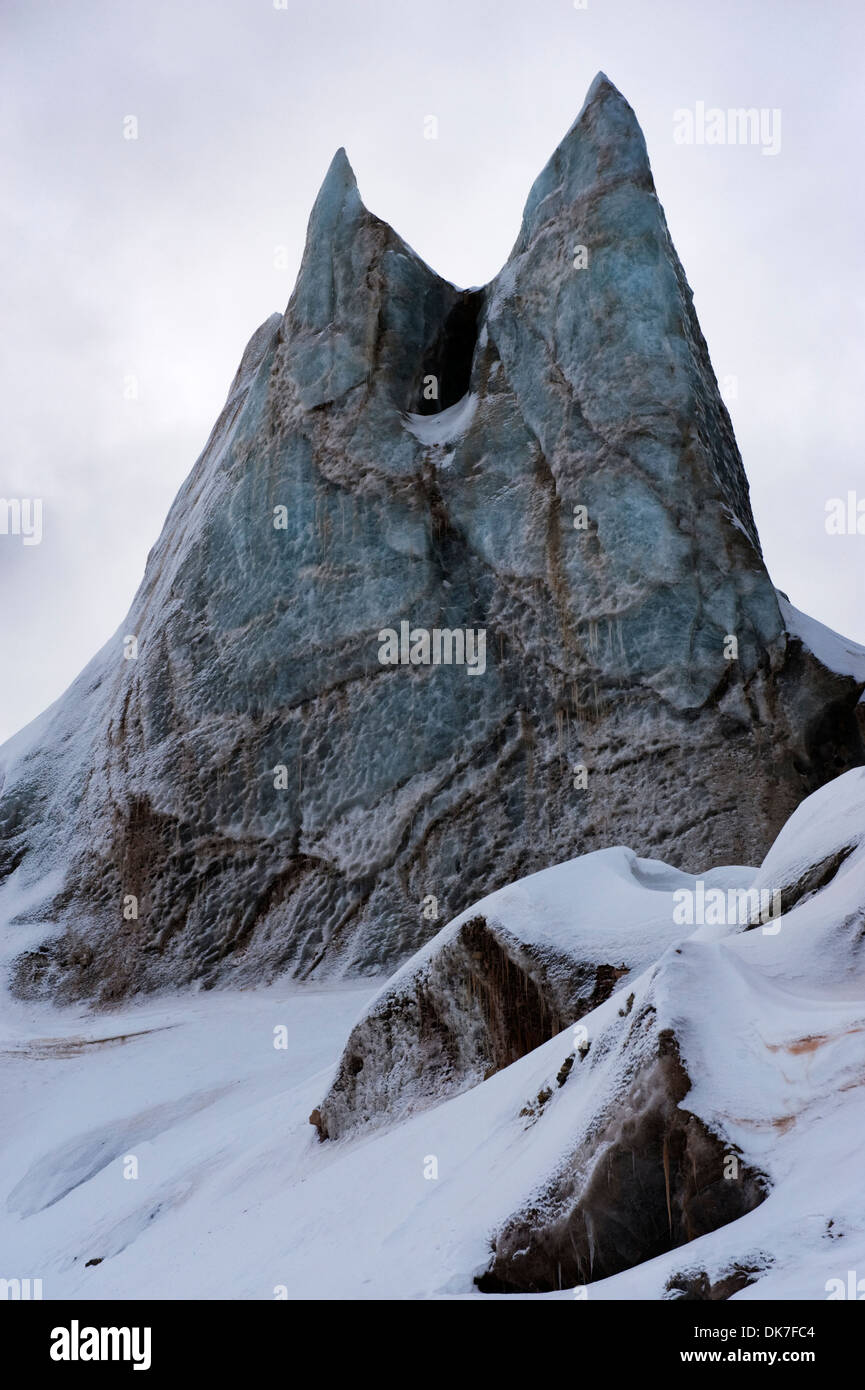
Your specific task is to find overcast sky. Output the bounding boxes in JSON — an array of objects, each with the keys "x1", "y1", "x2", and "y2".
[{"x1": 1, "y1": 0, "x2": 862, "y2": 744}]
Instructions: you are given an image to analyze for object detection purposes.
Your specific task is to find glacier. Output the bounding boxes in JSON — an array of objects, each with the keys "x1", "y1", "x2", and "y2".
[{"x1": 0, "y1": 73, "x2": 862, "y2": 1005}]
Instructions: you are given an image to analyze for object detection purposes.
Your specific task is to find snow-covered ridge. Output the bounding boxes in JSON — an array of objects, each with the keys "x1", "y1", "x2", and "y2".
[{"x1": 778, "y1": 591, "x2": 865, "y2": 690}]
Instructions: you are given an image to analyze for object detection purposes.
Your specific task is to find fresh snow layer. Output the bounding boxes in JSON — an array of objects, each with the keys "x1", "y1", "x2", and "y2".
[
  {"x1": 2, "y1": 772, "x2": 865, "y2": 1300},
  {"x1": 365, "y1": 846, "x2": 756, "y2": 1019}
]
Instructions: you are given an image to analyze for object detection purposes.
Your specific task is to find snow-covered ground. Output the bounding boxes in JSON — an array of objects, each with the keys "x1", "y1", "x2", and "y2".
[
  {"x1": 0, "y1": 983, "x2": 375, "y2": 1299},
  {"x1": 2, "y1": 769, "x2": 864, "y2": 1300}
]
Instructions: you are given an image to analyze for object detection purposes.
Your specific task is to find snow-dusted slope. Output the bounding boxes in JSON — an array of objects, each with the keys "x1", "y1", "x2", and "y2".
[{"x1": 2, "y1": 769, "x2": 864, "y2": 1300}]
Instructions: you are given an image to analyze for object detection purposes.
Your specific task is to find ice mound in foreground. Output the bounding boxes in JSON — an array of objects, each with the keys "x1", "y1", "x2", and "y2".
[
  {"x1": 311, "y1": 766, "x2": 865, "y2": 1295},
  {"x1": 310, "y1": 847, "x2": 755, "y2": 1140}
]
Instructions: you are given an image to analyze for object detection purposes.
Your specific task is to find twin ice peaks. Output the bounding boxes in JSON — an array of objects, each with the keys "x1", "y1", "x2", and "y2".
[
  {"x1": 290, "y1": 74, "x2": 657, "y2": 416},
  {"x1": 0, "y1": 75, "x2": 862, "y2": 1004}
]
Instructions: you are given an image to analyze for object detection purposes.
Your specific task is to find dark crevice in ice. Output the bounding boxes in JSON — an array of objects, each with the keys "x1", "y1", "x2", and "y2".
[{"x1": 414, "y1": 288, "x2": 484, "y2": 413}]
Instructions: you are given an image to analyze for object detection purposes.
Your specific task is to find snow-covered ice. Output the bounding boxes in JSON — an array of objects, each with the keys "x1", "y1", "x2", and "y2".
[
  {"x1": 778, "y1": 592, "x2": 865, "y2": 688},
  {"x1": 2, "y1": 770, "x2": 864, "y2": 1299}
]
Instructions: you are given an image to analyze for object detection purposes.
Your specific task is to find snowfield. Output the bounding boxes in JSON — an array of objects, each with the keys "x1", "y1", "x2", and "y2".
[{"x1": 2, "y1": 768, "x2": 865, "y2": 1300}]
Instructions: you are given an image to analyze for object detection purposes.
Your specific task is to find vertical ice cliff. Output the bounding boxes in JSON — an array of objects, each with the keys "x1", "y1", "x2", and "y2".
[{"x1": 1, "y1": 74, "x2": 862, "y2": 1003}]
